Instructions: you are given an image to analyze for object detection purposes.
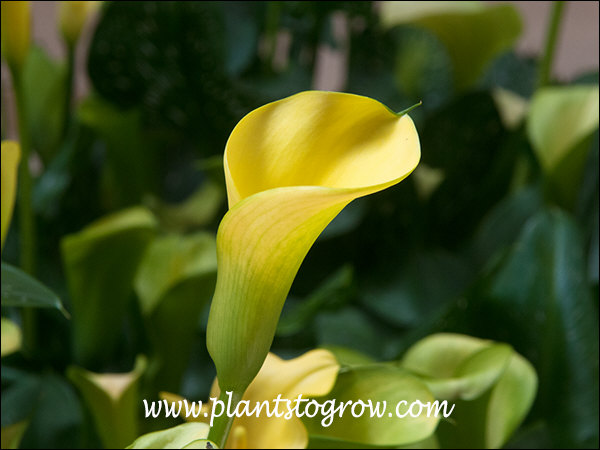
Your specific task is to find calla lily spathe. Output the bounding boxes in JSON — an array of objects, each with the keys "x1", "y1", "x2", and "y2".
[
  {"x1": 1, "y1": 141, "x2": 21, "y2": 252},
  {"x1": 161, "y1": 349, "x2": 340, "y2": 449},
  {"x1": 58, "y1": 1, "x2": 100, "y2": 46},
  {"x1": 207, "y1": 91, "x2": 421, "y2": 394},
  {"x1": 0, "y1": 1, "x2": 30, "y2": 72}
]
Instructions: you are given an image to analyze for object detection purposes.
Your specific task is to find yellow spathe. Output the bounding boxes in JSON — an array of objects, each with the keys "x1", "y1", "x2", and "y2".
[
  {"x1": 207, "y1": 91, "x2": 420, "y2": 393},
  {"x1": 58, "y1": 1, "x2": 100, "y2": 45},
  {"x1": 166, "y1": 349, "x2": 340, "y2": 449},
  {"x1": 217, "y1": 349, "x2": 339, "y2": 449},
  {"x1": 1, "y1": 141, "x2": 21, "y2": 252},
  {"x1": 0, "y1": 1, "x2": 30, "y2": 72}
]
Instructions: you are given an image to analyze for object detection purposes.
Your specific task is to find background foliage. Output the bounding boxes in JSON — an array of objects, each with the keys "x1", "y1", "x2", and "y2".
[{"x1": 1, "y1": 1, "x2": 598, "y2": 449}]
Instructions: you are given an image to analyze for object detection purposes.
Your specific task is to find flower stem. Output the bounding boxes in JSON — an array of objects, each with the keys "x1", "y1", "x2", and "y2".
[
  {"x1": 537, "y1": 1, "x2": 566, "y2": 88},
  {"x1": 264, "y1": 1, "x2": 281, "y2": 72},
  {"x1": 12, "y1": 69, "x2": 35, "y2": 274},
  {"x1": 11, "y1": 65, "x2": 37, "y2": 354},
  {"x1": 207, "y1": 389, "x2": 244, "y2": 448},
  {"x1": 62, "y1": 43, "x2": 76, "y2": 140}
]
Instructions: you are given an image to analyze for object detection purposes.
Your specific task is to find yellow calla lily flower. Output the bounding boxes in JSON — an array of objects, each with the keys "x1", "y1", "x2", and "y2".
[
  {"x1": 0, "y1": 1, "x2": 30, "y2": 72},
  {"x1": 58, "y1": 1, "x2": 100, "y2": 46},
  {"x1": 206, "y1": 91, "x2": 420, "y2": 397},
  {"x1": 163, "y1": 349, "x2": 340, "y2": 449},
  {"x1": 1, "y1": 141, "x2": 21, "y2": 252}
]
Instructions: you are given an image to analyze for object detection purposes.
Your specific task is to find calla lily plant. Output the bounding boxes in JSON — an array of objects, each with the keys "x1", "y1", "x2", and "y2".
[{"x1": 205, "y1": 90, "x2": 421, "y2": 445}]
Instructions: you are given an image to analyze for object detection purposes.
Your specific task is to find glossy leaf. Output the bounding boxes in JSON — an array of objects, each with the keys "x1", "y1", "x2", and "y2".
[
  {"x1": 380, "y1": 2, "x2": 522, "y2": 90},
  {"x1": 61, "y1": 207, "x2": 157, "y2": 368},
  {"x1": 469, "y1": 185, "x2": 543, "y2": 267},
  {"x1": 1, "y1": 141, "x2": 20, "y2": 251},
  {"x1": 68, "y1": 355, "x2": 146, "y2": 449},
  {"x1": 316, "y1": 306, "x2": 400, "y2": 360},
  {"x1": 359, "y1": 250, "x2": 473, "y2": 331},
  {"x1": 207, "y1": 91, "x2": 420, "y2": 394},
  {"x1": 0, "y1": 367, "x2": 41, "y2": 429},
  {"x1": 469, "y1": 210, "x2": 599, "y2": 447},
  {"x1": 6, "y1": 372, "x2": 84, "y2": 449},
  {"x1": 1, "y1": 262, "x2": 67, "y2": 315},
  {"x1": 127, "y1": 422, "x2": 212, "y2": 449}
]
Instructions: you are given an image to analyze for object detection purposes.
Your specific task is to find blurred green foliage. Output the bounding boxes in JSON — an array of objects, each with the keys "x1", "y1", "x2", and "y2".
[{"x1": 1, "y1": 1, "x2": 598, "y2": 449}]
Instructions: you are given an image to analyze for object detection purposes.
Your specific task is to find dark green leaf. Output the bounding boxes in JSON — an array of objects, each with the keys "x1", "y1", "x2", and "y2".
[
  {"x1": 469, "y1": 185, "x2": 543, "y2": 267},
  {"x1": 482, "y1": 52, "x2": 538, "y2": 99},
  {"x1": 359, "y1": 250, "x2": 473, "y2": 330},
  {"x1": 20, "y1": 374, "x2": 84, "y2": 449},
  {"x1": 1, "y1": 262, "x2": 67, "y2": 316},
  {"x1": 2, "y1": 371, "x2": 84, "y2": 449},
  {"x1": 1, "y1": 368, "x2": 41, "y2": 428},
  {"x1": 469, "y1": 209, "x2": 599, "y2": 447},
  {"x1": 316, "y1": 307, "x2": 401, "y2": 361}
]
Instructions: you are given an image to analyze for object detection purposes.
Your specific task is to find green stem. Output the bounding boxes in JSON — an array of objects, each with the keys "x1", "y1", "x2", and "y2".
[
  {"x1": 12, "y1": 69, "x2": 35, "y2": 274},
  {"x1": 397, "y1": 101, "x2": 423, "y2": 117},
  {"x1": 264, "y1": 1, "x2": 281, "y2": 72},
  {"x1": 11, "y1": 66, "x2": 37, "y2": 354},
  {"x1": 62, "y1": 43, "x2": 76, "y2": 140},
  {"x1": 207, "y1": 389, "x2": 244, "y2": 448},
  {"x1": 537, "y1": 1, "x2": 566, "y2": 88}
]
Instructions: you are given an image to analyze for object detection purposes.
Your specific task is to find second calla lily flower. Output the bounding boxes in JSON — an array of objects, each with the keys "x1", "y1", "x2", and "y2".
[{"x1": 207, "y1": 91, "x2": 420, "y2": 395}]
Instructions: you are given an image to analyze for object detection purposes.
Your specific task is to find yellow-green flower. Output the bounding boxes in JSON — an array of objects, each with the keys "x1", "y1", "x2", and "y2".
[
  {"x1": 1, "y1": 141, "x2": 21, "y2": 252},
  {"x1": 206, "y1": 91, "x2": 420, "y2": 395},
  {"x1": 58, "y1": 1, "x2": 100, "y2": 46},
  {"x1": 0, "y1": 1, "x2": 31, "y2": 72},
  {"x1": 162, "y1": 349, "x2": 340, "y2": 449}
]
